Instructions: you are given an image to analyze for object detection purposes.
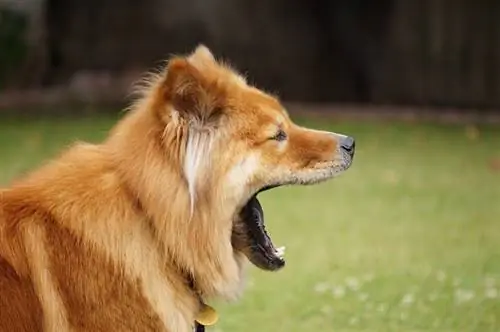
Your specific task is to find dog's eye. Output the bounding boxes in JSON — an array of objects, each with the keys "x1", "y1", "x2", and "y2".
[{"x1": 270, "y1": 129, "x2": 287, "y2": 142}]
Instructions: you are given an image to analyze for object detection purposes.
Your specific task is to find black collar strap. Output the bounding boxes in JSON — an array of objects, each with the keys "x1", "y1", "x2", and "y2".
[
  {"x1": 194, "y1": 322, "x2": 205, "y2": 332},
  {"x1": 188, "y1": 275, "x2": 206, "y2": 332}
]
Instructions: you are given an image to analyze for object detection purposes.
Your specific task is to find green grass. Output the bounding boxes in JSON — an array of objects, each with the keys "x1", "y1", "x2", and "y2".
[{"x1": 1, "y1": 114, "x2": 499, "y2": 331}]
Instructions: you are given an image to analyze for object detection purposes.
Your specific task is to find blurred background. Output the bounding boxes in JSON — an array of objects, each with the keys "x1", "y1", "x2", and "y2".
[
  {"x1": 0, "y1": 1, "x2": 499, "y2": 331},
  {"x1": 1, "y1": 0, "x2": 500, "y2": 112}
]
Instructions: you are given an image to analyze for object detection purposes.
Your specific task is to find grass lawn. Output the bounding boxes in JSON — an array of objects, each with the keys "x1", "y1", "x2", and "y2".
[{"x1": 0, "y1": 114, "x2": 499, "y2": 331}]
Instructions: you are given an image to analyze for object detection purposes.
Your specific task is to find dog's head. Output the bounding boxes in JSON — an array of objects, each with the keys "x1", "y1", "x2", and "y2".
[{"x1": 129, "y1": 45, "x2": 355, "y2": 273}]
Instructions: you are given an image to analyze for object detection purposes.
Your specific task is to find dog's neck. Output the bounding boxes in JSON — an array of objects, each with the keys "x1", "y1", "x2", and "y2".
[{"x1": 108, "y1": 107, "x2": 247, "y2": 301}]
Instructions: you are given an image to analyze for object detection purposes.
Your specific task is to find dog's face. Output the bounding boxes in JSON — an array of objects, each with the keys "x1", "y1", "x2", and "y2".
[
  {"x1": 158, "y1": 45, "x2": 355, "y2": 271},
  {"x1": 222, "y1": 89, "x2": 355, "y2": 196}
]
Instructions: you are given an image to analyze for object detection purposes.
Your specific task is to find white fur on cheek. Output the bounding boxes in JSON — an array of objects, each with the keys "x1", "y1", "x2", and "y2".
[
  {"x1": 226, "y1": 153, "x2": 260, "y2": 200},
  {"x1": 184, "y1": 126, "x2": 214, "y2": 215}
]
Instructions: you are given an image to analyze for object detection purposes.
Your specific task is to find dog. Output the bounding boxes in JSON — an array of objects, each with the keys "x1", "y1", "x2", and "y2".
[{"x1": 0, "y1": 45, "x2": 355, "y2": 331}]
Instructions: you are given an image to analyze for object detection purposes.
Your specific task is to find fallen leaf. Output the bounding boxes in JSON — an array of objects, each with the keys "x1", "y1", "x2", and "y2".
[
  {"x1": 465, "y1": 125, "x2": 480, "y2": 140},
  {"x1": 488, "y1": 158, "x2": 500, "y2": 172}
]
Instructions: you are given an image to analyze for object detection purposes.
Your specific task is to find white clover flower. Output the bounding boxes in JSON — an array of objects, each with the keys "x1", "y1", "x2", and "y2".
[
  {"x1": 401, "y1": 293, "x2": 415, "y2": 306},
  {"x1": 454, "y1": 289, "x2": 475, "y2": 304},
  {"x1": 485, "y1": 276, "x2": 496, "y2": 288},
  {"x1": 362, "y1": 273, "x2": 375, "y2": 283},
  {"x1": 345, "y1": 277, "x2": 361, "y2": 291},
  {"x1": 314, "y1": 282, "x2": 330, "y2": 294},
  {"x1": 320, "y1": 305, "x2": 333, "y2": 315},
  {"x1": 348, "y1": 317, "x2": 359, "y2": 325},
  {"x1": 436, "y1": 270, "x2": 446, "y2": 282},
  {"x1": 332, "y1": 286, "x2": 346, "y2": 298},
  {"x1": 358, "y1": 293, "x2": 369, "y2": 302},
  {"x1": 485, "y1": 287, "x2": 498, "y2": 299}
]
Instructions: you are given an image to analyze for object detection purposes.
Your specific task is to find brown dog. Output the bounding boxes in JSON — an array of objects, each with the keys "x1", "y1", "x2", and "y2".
[{"x1": 0, "y1": 45, "x2": 355, "y2": 331}]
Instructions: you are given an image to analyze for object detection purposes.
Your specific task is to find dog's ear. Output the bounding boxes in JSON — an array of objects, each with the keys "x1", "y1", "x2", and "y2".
[
  {"x1": 188, "y1": 44, "x2": 216, "y2": 71},
  {"x1": 162, "y1": 46, "x2": 224, "y2": 126}
]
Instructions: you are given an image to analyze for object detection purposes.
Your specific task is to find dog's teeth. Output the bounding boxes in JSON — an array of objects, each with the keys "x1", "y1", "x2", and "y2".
[{"x1": 275, "y1": 246, "x2": 286, "y2": 258}]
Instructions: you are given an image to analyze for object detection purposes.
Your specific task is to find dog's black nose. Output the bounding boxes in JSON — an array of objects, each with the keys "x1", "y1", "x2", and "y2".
[{"x1": 340, "y1": 136, "x2": 355, "y2": 156}]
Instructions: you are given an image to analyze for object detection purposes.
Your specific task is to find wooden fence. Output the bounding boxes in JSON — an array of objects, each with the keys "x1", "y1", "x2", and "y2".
[{"x1": 1, "y1": 0, "x2": 499, "y2": 109}]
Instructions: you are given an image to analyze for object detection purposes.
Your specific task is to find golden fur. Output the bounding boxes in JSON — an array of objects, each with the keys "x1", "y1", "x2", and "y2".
[{"x1": 0, "y1": 45, "x2": 351, "y2": 331}]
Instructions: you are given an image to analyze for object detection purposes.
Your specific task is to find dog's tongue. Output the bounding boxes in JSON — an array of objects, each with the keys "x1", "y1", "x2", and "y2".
[{"x1": 239, "y1": 196, "x2": 285, "y2": 271}]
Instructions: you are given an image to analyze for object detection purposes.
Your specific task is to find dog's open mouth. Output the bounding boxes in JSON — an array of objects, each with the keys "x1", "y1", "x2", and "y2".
[{"x1": 231, "y1": 187, "x2": 285, "y2": 271}]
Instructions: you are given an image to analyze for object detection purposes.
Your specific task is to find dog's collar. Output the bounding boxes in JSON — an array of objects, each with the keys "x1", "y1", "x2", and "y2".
[{"x1": 188, "y1": 276, "x2": 219, "y2": 331}]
